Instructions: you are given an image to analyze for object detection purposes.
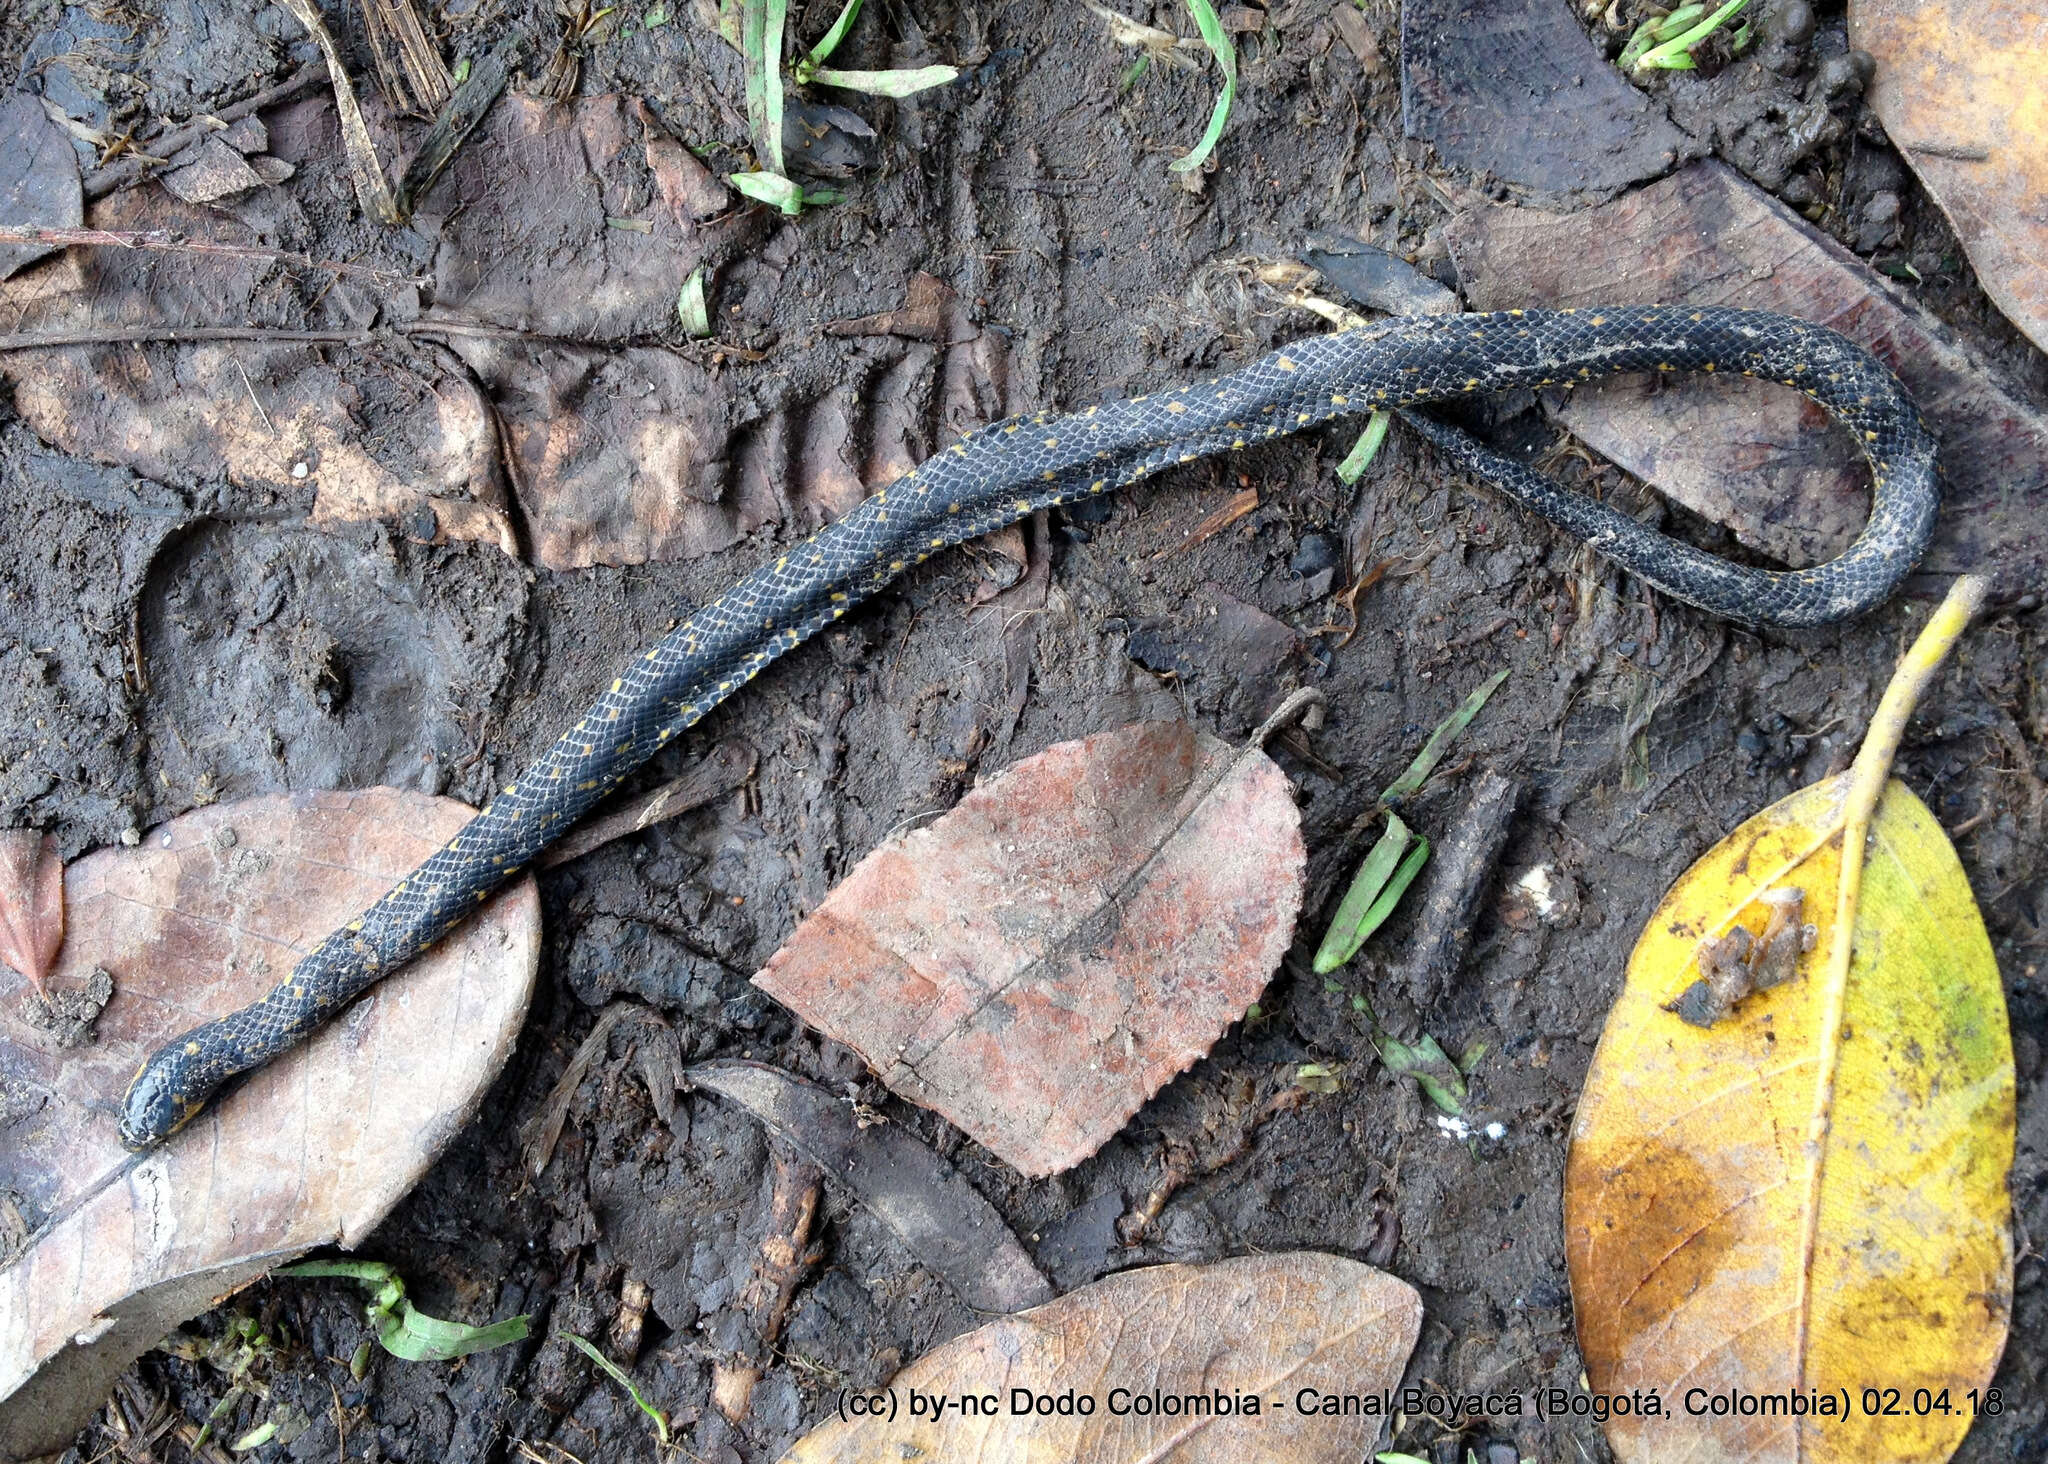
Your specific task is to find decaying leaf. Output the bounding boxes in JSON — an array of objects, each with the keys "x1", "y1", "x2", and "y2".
[
  {"x1": 0, "y1": 831, "x2": 63, "y2": 1001},
  {"x1": 1446, "y1": 161, "x2": 2048, "y2": 594},
  {"x1": 779, "y1": 1253, "x2": 1422, "y2": 1464},
  {"x1": 1567, "y1": 579, "x2": 2014, "y2": 1464},
  {"x1": 0, "y1": 185, "x2": 518, "y2": 557},
  {"x1": 754, "y1": 721, "x2": 1305, "y2": 1177},
  {"x1": 0, "y1": 790, "x2": 540, "y2": 1461},
  {"x1": 0, "y1": 93, "x2": 83, "y2": 281},
  {"x1": 1851, "y1": 0, "x2": 2048, "y2": 352},
  {"x1": 688, "y1": 1060, "x2": 1053, "y2": 1315}
]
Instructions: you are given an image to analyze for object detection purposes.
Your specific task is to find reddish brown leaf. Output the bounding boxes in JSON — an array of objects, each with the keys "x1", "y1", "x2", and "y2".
[
  {"x1": 1444, "y1": 161, "x2": 2048, "y2": 595},
  {"x1": 0, "y1": 831, "x2": 62, "y2": 1001},
  {"x1": 754, "y1": 721, "x2": 1305, "y2": 1177},
  {"x1": 0, "y1": 791, "x2": 539, "y2": 1461}
]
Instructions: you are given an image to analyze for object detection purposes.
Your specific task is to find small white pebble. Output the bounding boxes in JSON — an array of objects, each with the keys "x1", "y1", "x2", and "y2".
[
  {"x1": 1484, "y1": 1121, "x2": 1507, "y2": 1141},
  {"x1": 291, "y1": 461, "x2": 310, "y2": 479},
  {"x1": 1515, "y1": 865, "x2": 1557, "y2": 917},
  {"x1": 1435, "y1": 1114, "x2": 1473, "y2": 1140},
  {"x1": 120, "y1": 827, "x2": 141, "y2": 846}
]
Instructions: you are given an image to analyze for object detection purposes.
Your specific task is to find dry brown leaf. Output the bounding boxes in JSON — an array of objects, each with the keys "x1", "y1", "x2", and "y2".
[
  {"x1": 755, "y1": 721, "x2": 1304, "y2": 1177},
  {"x1": 1852, "y1": 0, "x2": 2048, "y2": 352},
  {"x1": 0, "y1": 790, "x2": 539, "y2": 1460},
  {"x1": 1445, "y1": 161, "x2": 2048, "y2": 594},
  {"x1": 778, "y1": 1253, "x2": 1421, "y2": 1464},
  {"x1": 0, "y1": 831, "x2": 62, "y2": 1002}
]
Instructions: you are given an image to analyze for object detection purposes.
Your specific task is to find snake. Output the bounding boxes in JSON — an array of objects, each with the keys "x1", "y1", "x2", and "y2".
[{"x1": 117, "y1": 305, "x2": 1939, "y2": 1149}]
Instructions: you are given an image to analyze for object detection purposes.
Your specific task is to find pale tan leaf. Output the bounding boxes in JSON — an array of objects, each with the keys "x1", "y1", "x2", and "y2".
[
  {"x1": 779, "y1": 1253, "x2": 1421, "y2": 1464},
  {"x1": 0, "y1": 790, "x2": 540, "y2": 1460}
]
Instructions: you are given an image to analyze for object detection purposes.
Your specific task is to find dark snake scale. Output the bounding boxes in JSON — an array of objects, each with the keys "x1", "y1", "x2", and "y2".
[{"x1": 119, "y1": 305, "x2": 1940, "y2": 1148}]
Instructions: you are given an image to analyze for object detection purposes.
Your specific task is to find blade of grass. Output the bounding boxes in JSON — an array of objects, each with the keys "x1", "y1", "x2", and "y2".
[
  {"x1": 1379, "y1": 668, "x2": 1510, "y2": 808},
  {"x1": 678, "y1": 267, "x2": 711, "y2": 336},
  {"x1": 808, "y1": 64, "x2": 959, "y2": 96},
  {"x1": 1335, "y1": 408, "x2": 1391, "y2": 485},
  {"x1": 1168, "y1": 0, "x2": 1237, "y2": 174},
  {"x1": 1637, "y1": 0, "x2": 1749, "y2": 69},
  {"x1": 1376, "y1": 1031, "x2": 1468, "y2": 1115},
  {"x1": 1338, "y1": 838, "x2": 1430, "y2": 955},
  {"x1": 797, "y1": 0, "x2": 862, "y2": 79},
  {"x1": 1314, "y1": 813, "x2": 1412, "y2": 973},
  {"x1": 564, "y1": 1334, "x2": 672, "y2": 1444},
  {"x1": 741, "y1": 0, "x2": 788, "y2": 173}
]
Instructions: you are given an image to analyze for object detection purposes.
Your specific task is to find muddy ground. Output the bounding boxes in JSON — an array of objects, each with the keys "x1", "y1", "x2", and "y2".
[{"x1": 3, "y1": 0, "x2": 2044, "y2": 1460}]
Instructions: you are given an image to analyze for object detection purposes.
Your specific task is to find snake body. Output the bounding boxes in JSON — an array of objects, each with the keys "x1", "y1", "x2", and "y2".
[{"x1": 119, "y1": 306, "x2": 1939, "y2": 1148}]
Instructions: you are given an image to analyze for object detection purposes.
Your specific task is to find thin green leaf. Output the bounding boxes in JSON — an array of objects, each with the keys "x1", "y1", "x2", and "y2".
[
  {"x1": 678, "y1": 267, "x2": 712, "y2": 336},
  {"x1": 1379, "y1": 668, "x2": 1510, "y2": 808},
  {"x1": 741, "y1": 0, "x2": 788, "y2": 173},
  {"x1": 645, "y1": 3, "x2": 669, "y2": 26},
  {"x1": 376, "y1": 1307, "x2": 530, "y2": 1363},
  {"x1": 1636, "y1": 0, "x2": 1749, "y2": 69},
  {"x1": 1376, "y1": 1454, "x2": 1432, "y2": 1464},
  {"x1": 1377, "y1": 1031, "x2": 1467, "y2": 1115},
  {"x1": 808, "y1": 63, "x2": 959, "y2": 96},
  {"x1": 1351, "y1": 837, "x2": 1429, "y2": 948},
  {"x1": 1167, "y1": 0, "x2": 1237, "y2": 174},
  {"x1": 730, "y1": 169, "x2": 807, "y2": 213},
  {"x1": 801, "y1": 0, "x2": 863, "y2": 75},
  {"x1": 230, "y1": 1421, "x2": 278, "y2": 1452},
  {"x1": 451, "y1": 57, "x2": 472, "y2": 85},
  {"x1": 1314, "y1": 812, "x2": 1412, "y2": 973},
  {"x1": 280, "y1": 1259, "x2": 530, "y2": 1363},
  {"x1": 564, "y1": 1334, "x2": 672, "y2": 1444},
  {"x1": 1336, "y1": 408, "x2": 1392, "y2": 484}
]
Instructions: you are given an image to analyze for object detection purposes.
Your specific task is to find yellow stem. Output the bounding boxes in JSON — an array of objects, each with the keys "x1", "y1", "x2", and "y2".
[{"x1": 1792, "y1": 574, "x2": 1988, "y2": 1402}]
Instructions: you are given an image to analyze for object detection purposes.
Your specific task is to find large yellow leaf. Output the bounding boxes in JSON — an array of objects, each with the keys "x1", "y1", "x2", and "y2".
[
  {"x1": 1567, "y1": 585, "x2": 2014, "y2": 1464},
  {"x1": 778, "y1": 1254, "x2": 1420, "y2": 1464}
]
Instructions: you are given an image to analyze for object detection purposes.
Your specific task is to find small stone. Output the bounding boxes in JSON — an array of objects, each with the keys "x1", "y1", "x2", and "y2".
[
  {"x1": 120, "y1": 827, "x2": 141, "y2": 846},
  {"x1": 1289, "y1": 532, "x2": 1341, "y2": 577}
]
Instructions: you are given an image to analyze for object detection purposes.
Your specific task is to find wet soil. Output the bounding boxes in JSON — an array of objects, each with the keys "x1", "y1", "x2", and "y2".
[{"x1": 3, "y1": 1, "x2": 2044, "y2": 1461}]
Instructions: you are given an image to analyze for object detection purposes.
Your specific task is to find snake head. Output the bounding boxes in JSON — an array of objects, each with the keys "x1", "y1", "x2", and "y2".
[{"x1": 119, "y1": 1047, "x2": 206, "y2": 1151}]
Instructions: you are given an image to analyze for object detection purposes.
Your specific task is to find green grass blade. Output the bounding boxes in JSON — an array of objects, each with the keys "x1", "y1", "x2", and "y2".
[
  {"x1": 1637, "y1": 0, "x2": 1749, "y2": 68},
  {"x1": 730, "y1": 169, "x2": 806, "y2": 213},
  {"x1": 1336, "y1": 408, "x2": 1391, "y2": 484},
  {"x1": 377, "y1": 1306, "x2": 531, "y2": 1363},
  {"x1": 1167, "y1": 0, "x2": 1237, "y2": 174},
  {"x1": 808, "y1": 64, "x2": 959, "y2": 96},
  {"x1": 1313, "y1": 813, "x2": 1412, "y2": 973},
  {"x1": 802, "y1": 0, "x2": 863, "y2": 74},
  {"x1": 678, "y1": 267, "x2": 711, "y2": 335},
  {"x1": 564, "y1": 1334, "x2": 672, "y2": 1444},
  {"x1": 1379, "y1": 668, "x2": 1510, "y2": 808},
  {"x1": 741, "y1": 0, "x2": 788, "y2": 173}
]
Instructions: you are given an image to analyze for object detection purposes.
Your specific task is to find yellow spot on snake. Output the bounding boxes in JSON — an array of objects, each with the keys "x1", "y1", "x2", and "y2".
[
  {"x1": 931, "y1": 536, "x2": 945, "y2": 546},
  {"x1": 1004, "y1": 423, "x2": 1019, "y2": 433},
  {"x1": 1044, "y1": 437, "x2": 1059, "y2": 447},
  {"x1": 1331, "y1": 394, "x2": 1348, "y2": 406},
  {"x1": 1464, "y1": 378, "x2": 1479, "y2": 390},
  {"x1": 1297, "y1": 413, "x2": 1311, "y2": 424},
  {"x1": 186, "y1": 1040, "x2": 201, "y2": 1055},
  {"x1": 610, "y1": 678, "x2": 622, "y2": 693},
  {"x1": 890, "y1": 559, "x2": 905, "y2": 570},
  {"x1": 1014, "y1": 500, "x2": 1032, "y2": 511},
  {"x1": 1276, "y1": 357, "x2": 1298, "y2": 372},
  {"x1": 1042, "y1": 470, "x2": 1056, "y2": 481},
  {"x1": 1091, "y1": 480, "x2": 1106, "y2": 491},
  {"x1": 1166, "y1": 401, "x2": 1187, "y2": 415},
  {"x1": 1590, "y1": 315, "x2": 1606, "y2": 325}
]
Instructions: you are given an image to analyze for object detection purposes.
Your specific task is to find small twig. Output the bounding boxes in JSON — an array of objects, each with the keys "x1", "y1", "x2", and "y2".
[
  {"x1": 1397, "y1": 768, "x2": 1522, "y2": 1006},
  {"x1": 712, "y1": 1149, "x2": 825, "y2": 1423},
  {"x1": 539, "y1": 740, "x2": 758, "y2": 869},
  {"x1": 0, "y1": 225, "x2": 428, "y2": 288},
  {"x1": 83, "y1": 62, "x2": 330, "y2": 200},
  {"x1": 0, "y1": 325, "x2": 376, "y2": 351}
]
